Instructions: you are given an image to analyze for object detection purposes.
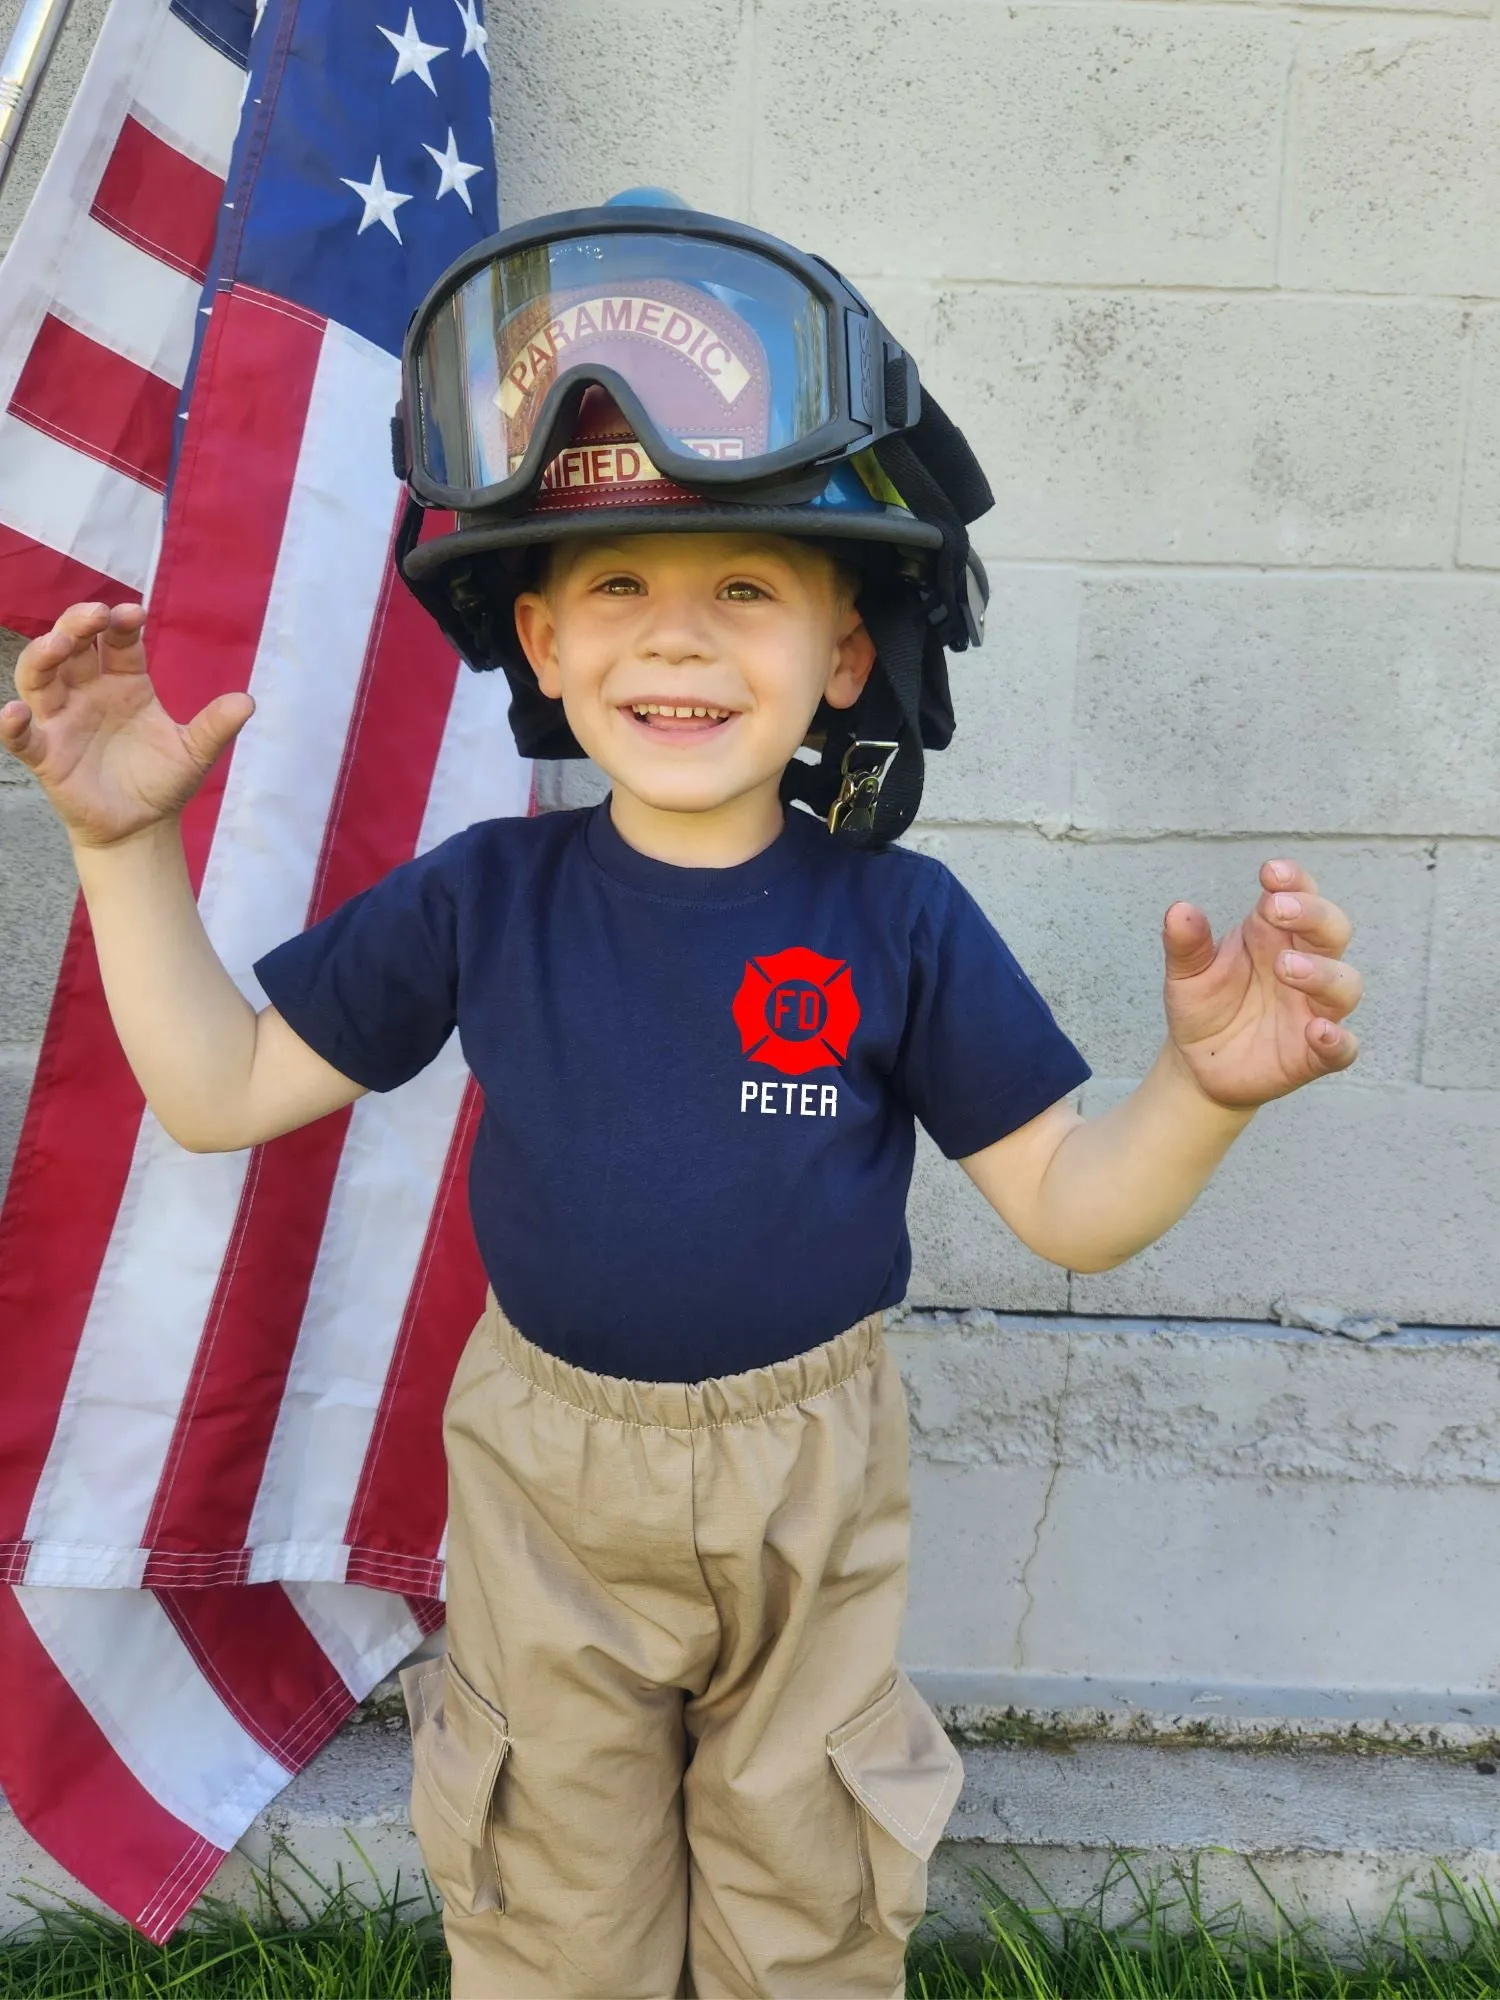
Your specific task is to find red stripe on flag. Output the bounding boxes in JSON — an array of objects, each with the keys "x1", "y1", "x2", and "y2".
[
  {"x1": 408, "y1": 1596, "x2": 446, "y2": 1638},
  {"x1": 0, "y1": 522, "x2": 138, "y2": 638},
  {"x1": 0, "y1": 1589, "x2": 226, "y2": 1943},
  {"x1": 90, "y1": 115, "x2": 223, "y2": 282},
  {"x1": 157, "y1": 1585, "x2": 356, "y2": 1768},
  {"x1": 148, "y1": 286, "x2": 325, "y2": 890},
  {"x1": 0, "y1": 292, "x2": 321, "y2": 1559},
  {"x1": 345, "y1": 1079, "x2": 487, "y2": 1578},
  {"x1": 141, "y1": 521, "x2": 464, "y2": 1561},
  {"x1": 344, "y1": 1549, "x2": 445, "y2": 1595},
  {"x1": 0, "y1": 901, "x2": 148, "y2": 1554},
  {"x1": 9, "y1": 315, "x2": 179, "y2": 493}
]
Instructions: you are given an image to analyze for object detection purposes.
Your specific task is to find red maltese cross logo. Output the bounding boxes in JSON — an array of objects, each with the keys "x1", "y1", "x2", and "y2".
[{"x1": 731, "y1": 947, "x2": 861, "y2": 1076}]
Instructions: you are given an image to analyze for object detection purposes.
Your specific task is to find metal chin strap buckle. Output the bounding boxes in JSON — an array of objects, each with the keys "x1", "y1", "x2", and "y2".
[{"x1": 826, "y1": 739, "x2": 899, "y2": 837}]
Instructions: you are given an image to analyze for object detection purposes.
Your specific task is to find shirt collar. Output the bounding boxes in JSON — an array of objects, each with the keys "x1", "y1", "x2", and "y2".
[{"x1": 583, "y1": 797, "x2": 820, "y2": 902}]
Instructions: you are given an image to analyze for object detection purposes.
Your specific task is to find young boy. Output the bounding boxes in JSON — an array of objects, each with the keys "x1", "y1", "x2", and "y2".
[{"x1": 0, "y1": 201, "x2": 1362, "y2": 1999}]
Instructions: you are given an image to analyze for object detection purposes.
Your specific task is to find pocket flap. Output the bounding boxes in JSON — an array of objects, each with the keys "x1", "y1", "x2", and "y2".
[
  {"x1": 828, "y1": 1670, "x2": 964, "y2": 1861},
  {"x1": 400, "y1": 1654, "x2": 511, "y2": 1842}
]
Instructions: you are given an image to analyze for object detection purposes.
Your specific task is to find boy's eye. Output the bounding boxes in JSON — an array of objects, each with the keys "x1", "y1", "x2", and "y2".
[
  {"x1": 597, "y1": 575, "x2": 643, "y2": 595},
  {"x1": 721, "y1": 579, "x2": 768, "y2": 601}
]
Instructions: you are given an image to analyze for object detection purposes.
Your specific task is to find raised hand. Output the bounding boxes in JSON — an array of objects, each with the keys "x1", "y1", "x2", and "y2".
[
  {"x1": 0, "y1": 601, "x2": 253, "y2": 849},
  {"x1": 1161, "y1": 859, "x2": 1362, "y2": 1109}
]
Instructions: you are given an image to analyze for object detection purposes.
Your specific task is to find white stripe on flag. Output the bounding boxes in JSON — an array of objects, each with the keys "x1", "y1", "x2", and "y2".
[
  {"x1": 283, "y1": 1582, "x2": 427, "y2": 1697},
  {"x1": 244, "y1": 663, "x2": 526, "y2": 1577},
  {"x1": 21, "y1": 323, "x2": 407, "y2": 1572},
  {"x1": 128, "y1": 7, "x2": 245, "y2": 177},
  {"x1": 0, "y1": 413, "x2": 161, "y2": 587},
  {"x1": 50, "y1": 216, "x2": 202, "y2": 385},
  {"x1": 19, "y1": 1125, "x2": 254, "y2": 1585},
  {"x1": 15, "y1": 1587, "x2": 289, "y2": 1848}
]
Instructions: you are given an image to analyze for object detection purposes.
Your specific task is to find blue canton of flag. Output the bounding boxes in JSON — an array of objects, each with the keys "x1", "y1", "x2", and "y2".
[{"x1": 224, "y1": 0, "x2": 496, "y2": 356}]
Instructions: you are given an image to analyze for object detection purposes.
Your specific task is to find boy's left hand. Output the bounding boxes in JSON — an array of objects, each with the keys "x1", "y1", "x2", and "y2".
[{"x1": 1162, "y1": 860, "x2": 1362, "y2": 1110}]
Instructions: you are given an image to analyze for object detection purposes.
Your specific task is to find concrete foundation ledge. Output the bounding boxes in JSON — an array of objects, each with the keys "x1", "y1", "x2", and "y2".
[
  {"x1": 1, "y1": 1707, "x2": 1496, "y2": 1958},
  {"x1": 934, "y1": 1739, "x2": 1500, "y2": 1957}
]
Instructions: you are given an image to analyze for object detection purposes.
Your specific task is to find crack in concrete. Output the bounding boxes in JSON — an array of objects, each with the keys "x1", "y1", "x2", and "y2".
[{"x1": 1012, "y1": 1332, "x2": 1074, "y2": 1669}]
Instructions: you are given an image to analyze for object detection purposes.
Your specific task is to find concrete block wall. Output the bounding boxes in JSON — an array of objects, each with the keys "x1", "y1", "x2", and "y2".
[
  {"x1": 501, "y1": 0, "x2": 1500, "y2": 1754},
  {"x1": 508, "y1": 0, "x2": 1500, "y2": 1329}
]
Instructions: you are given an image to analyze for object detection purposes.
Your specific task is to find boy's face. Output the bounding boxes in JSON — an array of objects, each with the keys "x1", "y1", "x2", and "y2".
[{"x1": 513, "y1": 533, "x2": 875, "y2": 834}]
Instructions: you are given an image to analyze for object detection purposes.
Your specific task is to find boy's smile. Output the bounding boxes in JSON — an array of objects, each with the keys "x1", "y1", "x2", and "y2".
[
  {"x1": 514, "y1": 532, "x2": 875, "y2": 868},
  {"x1": 625, "y1": 700, "x2": 738, "y2": 736}
]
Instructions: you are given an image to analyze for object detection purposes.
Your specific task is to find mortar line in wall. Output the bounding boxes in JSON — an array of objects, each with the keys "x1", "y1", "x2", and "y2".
[
  {"x1": 1413, "y1": 840, "x2": 1443, "y2": 1085},
  {"x1": 847, "y1": 274, "x2": 1500, "y2": 310},
  {"x1": 966, "y1": 556, "x2": 1498, "y2": 579},
  {"x1": 1271, "y1": 1, "x2": 1300, "y2": 291},
  {"x1": 998, "y1": 0, "x2": 1490, "y2": 16},
  {"x1": 895, "y1": 1306, "x2": 1500, "y2": 1340},
  {"x1": 1083, "y1": 1070, "x2": 1452, "y2": 1092},
  {"x1": 1062, "y1": 554, "x2": 1088, "y2": 859},
  {"x1": 913, "y1": 822, "x2": 1500, "y2": 847},
  {"x1": 739, "y1": 0, "x2": 759, "y2": 223},
  {"x1": 1449, "y1": 308, "x2": 1481, "y2": 566},
  {"x1": 1395, "y1": 1075, "x2": 1500, "y2": 1091}
]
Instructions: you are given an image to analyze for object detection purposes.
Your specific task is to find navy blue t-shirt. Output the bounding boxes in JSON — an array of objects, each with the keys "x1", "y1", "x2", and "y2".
[{"x1": 253, "y1": 803, "x2": 1089, "y2": 1382}]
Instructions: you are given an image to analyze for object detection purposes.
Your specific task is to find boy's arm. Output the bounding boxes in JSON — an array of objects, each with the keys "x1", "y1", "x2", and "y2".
[
  {"x1": 2, "y1": 601, "x2": 366, "y2": 1153},
  {"x1": 960, "y1": 860, "x2": 1362, "y2": 1272},
  {"x1": 71, "y1": 821, "x2": 365, "y2": 1152}
]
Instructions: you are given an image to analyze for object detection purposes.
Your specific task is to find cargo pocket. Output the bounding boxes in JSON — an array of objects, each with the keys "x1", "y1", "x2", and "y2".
[
  {"x1": 400, "y1": 1653, "x2": 511, "y2": 1917},
  {"x1": 827, "y1": 1670, "x2": 965, "y2": 1939}
]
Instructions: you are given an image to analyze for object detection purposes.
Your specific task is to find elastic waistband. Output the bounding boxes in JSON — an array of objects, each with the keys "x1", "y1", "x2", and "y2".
[{"x1": 482, "y1": 1294, "x2": 884, "y2": 1430}]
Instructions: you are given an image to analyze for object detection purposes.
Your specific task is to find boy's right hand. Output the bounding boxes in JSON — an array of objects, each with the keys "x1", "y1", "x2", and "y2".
[{"x1": 0, "y1": 601, "x2": 254, "y2": 849}]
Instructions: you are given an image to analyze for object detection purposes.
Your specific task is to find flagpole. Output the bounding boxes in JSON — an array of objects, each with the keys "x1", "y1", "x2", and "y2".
[{"x1": 0, "y1": 0, "x2": 71, "y2": 197}]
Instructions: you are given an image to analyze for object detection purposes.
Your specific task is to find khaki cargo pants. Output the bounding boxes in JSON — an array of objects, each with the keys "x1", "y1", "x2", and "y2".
[{"x1": 400, "y1": 1295, "x2": 964, "y2": 1999}]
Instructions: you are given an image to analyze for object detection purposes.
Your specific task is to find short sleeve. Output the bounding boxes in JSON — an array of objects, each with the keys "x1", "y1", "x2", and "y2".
[
  {"x1": 895, "y1": 866, "x2": 1091, "y2": 1158},
  {"x1": 252, "y1": 829, "x2": 469, "y2": 1093}
]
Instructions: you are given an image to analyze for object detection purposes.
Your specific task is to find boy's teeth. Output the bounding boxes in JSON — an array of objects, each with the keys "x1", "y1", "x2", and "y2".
[{"x1": 632, "y1": 703, "x2": 729, "y2": 720}]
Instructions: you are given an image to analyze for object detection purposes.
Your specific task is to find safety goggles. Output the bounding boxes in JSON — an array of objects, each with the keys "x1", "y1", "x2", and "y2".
[{"x1": 396, "y1": 206, "x2": 923, "y2": 513}]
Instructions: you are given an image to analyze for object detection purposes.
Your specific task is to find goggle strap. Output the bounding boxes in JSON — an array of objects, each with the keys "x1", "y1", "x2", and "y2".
[
  {"x1": 872, "y1": 436, "x2": 964, "y2": 645},
  {"x1": 908, "y1": 389, "x2": 995, "y2": 525},
  {"x1": 884, "y1": 353, "x2": 910, "y2": 430}
]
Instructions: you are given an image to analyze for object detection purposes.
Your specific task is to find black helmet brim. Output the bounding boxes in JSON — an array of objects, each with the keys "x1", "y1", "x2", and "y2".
[{"x1": 400, "y1": 501, "x2": 942, "y2": 586}]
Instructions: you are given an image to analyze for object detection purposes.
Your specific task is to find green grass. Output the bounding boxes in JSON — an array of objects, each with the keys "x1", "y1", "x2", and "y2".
[
  {"x1": 907, "y1": 1860, "x2": 1500, "y2": 1999},
  {"x1": 0, "y1": 1858, "x2": 450, "y2": 1999},
  {"x1": 1, "y1": 1856, "x2": 1499, "y2": 1997}
]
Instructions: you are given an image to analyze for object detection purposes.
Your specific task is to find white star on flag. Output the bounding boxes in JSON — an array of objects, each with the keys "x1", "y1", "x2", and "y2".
[
  {"x1": 423, "y1": 127, "x2": 485, "y2": 211},
  {"x1": 340, "y1": 155, "x2": 414, "y2": 240},
  {"x1": 378, "y1": 8, "x2": 447, "y2": 91},
  {"x1": 453, "y1": 0, "x2": 489, "y2": 71}
]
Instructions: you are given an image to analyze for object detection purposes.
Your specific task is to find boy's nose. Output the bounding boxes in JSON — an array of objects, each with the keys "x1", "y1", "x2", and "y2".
[{"x1": 637, "y1": 590, "x2": 715, "y2": 664}]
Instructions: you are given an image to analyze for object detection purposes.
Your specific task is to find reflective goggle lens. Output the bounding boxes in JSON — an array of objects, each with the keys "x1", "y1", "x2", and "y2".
[{"x1": 414, "y1": 232, "x2": 833, "y2": 495}]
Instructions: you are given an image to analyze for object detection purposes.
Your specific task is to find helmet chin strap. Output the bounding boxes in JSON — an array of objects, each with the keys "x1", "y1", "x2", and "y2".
[{"x1": 779, "y1": 584, "x2": 930, "y2": 849}]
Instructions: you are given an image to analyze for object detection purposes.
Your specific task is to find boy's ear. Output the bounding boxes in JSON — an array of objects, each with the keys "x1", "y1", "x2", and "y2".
[
  {"x1": 822, "y1": 610, "x2": 877, "y2": 712},
  {"x1": 513, "y1": 591, "x2": 562, "y2": 699}
]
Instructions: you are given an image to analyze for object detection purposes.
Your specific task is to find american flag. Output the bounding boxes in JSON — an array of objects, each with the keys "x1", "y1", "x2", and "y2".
[{"x1": 0, "y1": 0, "x2": 525, "y2": 1936}]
